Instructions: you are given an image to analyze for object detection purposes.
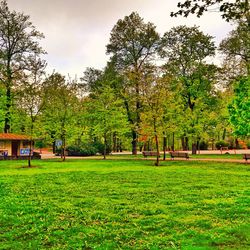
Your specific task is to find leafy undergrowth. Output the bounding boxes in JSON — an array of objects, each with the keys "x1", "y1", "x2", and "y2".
[{"x1": 0, "y1": 159, "x2": 249, "y2": 249}]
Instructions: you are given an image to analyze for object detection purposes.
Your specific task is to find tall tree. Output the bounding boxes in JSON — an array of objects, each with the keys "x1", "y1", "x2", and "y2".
[
  {"x1": 106, "y1": 12, "x2": 160, "y2": 154},
  {"x1": 43, "y1": 73, "x2": 79, "y2": 161},
  {"x1": 140, "y1": 66, "x2": 171, "y2": 166},
  {"x1": 18, "y1": 56, "x2": 46, "y2": 167},
  {"x1": 219, "y1": 21, "x2": 250, "y2": 75},
  {"x1": 81, "y1": 67, "x2": 103, "y2": 94},
  {"x1": 160, "y1": 25, "x2": 217, "y2": 153},
  {"x1": 86, "y1": 87, "x2": 129, "y2": 159},
  {"x1": 0, "y1": 0, "x2": 45, "y2": 132}
]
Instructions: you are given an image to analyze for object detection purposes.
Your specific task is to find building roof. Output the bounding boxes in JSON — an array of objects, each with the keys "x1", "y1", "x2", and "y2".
[{"x1": 0, "y1": 133, "x2": 30, "y2": 140}]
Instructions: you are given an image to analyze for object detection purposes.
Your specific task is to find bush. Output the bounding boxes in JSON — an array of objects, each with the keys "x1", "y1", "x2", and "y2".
[
  {"x1": 199, "y1": 141, "x2": 208, "y2": 150},
  {"x1": 92, "y1": 141, "x2": 112, "y2": 155},
  {"x1": 215, "y1": 140, "x2": 229, "y2": 150},
  {"x1": 35, "y1": 140, "x2": 46, "y2": 149},
  {"x1": 66, "y1": 144, "x2": 98, "y2": 156},
  {"x1": 247, "y1": 141, "x2": 250, "y2": 149}
]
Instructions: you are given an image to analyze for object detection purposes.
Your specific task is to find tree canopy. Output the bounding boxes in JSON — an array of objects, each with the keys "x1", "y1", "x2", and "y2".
[
  {"x1": 0, "y1": 0, "x2": 45, "y2": 132},
  {"x1": 0, "y1": 2, "x2": 249, "y2": 159},
  {"x1": 171, "y1": 0, "x2": 250, "y2": 24}
]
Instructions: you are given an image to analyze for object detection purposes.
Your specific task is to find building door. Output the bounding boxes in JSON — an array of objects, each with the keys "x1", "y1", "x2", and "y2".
[{"x1": 12, "y1": 141, "x2": 19, "y2": 157}]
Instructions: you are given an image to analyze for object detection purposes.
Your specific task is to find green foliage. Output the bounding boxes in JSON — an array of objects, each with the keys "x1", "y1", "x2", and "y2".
[
  {"x1": 42, "y1": 73, "x2": 82, "y2": 160},
  {"x1": 160, "y1": 25, "x2": 218, "y2": 145},
  {"x1": 215, "y1": 140, "x2": 229, "y2": 149},
  {"x1": 106, "y1": 12, "x2": 160, "y2": 68},
  {"x1": 0, "y1": 3, "x2": 248, "y2": 155},
  {"x1": 219, "y1": 21, "x2": 250, "y2": 75},
  {"x1": 85, "y1": 87, "x2": 129, "y2": 157},
  {"x1": 66, "y1": 141, "x2": 112, "y2": 156},
  {"x1": 0, "y1": 0, "x2": 45, "y2": 132},
  {"x1": 34, "y1": 140, "x2": 46, "y2": 149},
  {"x1": 66, "y1": 144, "x2": 98, "y2": 156},
  {"x1": 171, "y1": 0, "x2": 250, "y2": 23},
  {"x1": 228, "y1": 77, "x2": 250, "y2": 137},
  {"x1": 106, "y1": 12, "x2": 161, "y2": 154},
  {"x1": 199, "y1": 140, "x2": 208, "y2": 150},
  {"x1": 92, "y1": 140, "x2": 112, "y2": 155},
  {"x1": 0, "y1": 159, "x2": 249, "y2": 249}
]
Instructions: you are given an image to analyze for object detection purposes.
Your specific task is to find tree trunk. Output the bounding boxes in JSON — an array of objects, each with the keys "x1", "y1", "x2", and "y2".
[
  {"x1": 4, "y1": 60, "x2": 12, "y2": 133},
  {"x1": 196, "y1": 139, "x2": 200, "y2": 154},
  {"x1": 163, "y1": 134, "x2": 167, "y2": 161},
  {"x1": 172, "y1": 132, "x2": 175, "y2": 151},
  {"x1": 181, "y1": 137, "x2": 185, "y2": 150},
  {"x1": 28, "y1": 122, "x2": 34, "y2": 168},
  {"x1": 28, "y1": 139, "x2": 32, "y2": 167},
  {"x1": 222, "y1": 128, "x2": 226, "y2": 140},
  {"x1": 132, "y1": 130, "x2": 137, "y2": 155},
  {"x1": 61, "y1": 134, "x2": 66, "y2": 161},
  {"x1": 4, "y1": 87, "x2": 11, "y2": 133},
  {"x1": 52, "y1": 140, "x2": 56, "y2": 154},
  {"x1": 181, "y1": 136, "x2": 189, "y2": 150},
  {"x1": 155, "y1": 134, "x2": 160, "y2": 166},
  {"x1": 113, "y1": 132, "x2": 117, "y2": 152},
  {"x1": 192, "y1": 143, "x2": 197, "y2": 155},
  {"x1": 103, "y1": 133, "x2": 107, "y2": 160},
  {"x1": 154, "y1": 118, "x2": 160, "y2": 166},
  {"x1": 235, "y1": 138, "x2": 239, "y2": 149},
  {"x1": 117, "y1": 138, "x2": 122, "y2": 152}
]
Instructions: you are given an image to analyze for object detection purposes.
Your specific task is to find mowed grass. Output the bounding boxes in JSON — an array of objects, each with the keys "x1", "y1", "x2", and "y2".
[
  {"x1": 0, "y1": 159, "x2": 249, "y2": 249},
  {"x1": 106, "y1": 153, "x2": 245, "y2": 160}
]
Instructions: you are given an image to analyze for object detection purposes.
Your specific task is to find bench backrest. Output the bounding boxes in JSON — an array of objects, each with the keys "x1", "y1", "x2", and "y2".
[
  {"x1": 170, "y1": 151, "x2": 189, "y2": 158},
  {"x1": 143, "y1": 151, "x2": 159, "y2": 156}
]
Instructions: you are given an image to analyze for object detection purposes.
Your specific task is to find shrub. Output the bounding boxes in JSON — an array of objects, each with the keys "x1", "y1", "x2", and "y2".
[
  {"x1": 92, "y1": 141, "x2": 112, "y2": 155},
  {"x1": 35, "y1": 140, "x2": 46, "y2": 149},
  {"x1": 199, "y1": 141, "x2": 208, "y2": 150},
  {"x1": 215, "y1": 140, "x2": 229, "y2": 149},
  {"x1": 66, "y1": 144, "x2": 98, "y2": 156}
]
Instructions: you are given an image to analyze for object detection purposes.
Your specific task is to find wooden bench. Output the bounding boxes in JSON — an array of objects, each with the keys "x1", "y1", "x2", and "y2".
[
  {"x1": 243, "y1": 154, "x2": 250, "y2": 161},
  {"x1": 142, "y1": 151, "x2": 160, "y2": 158},
  {"x1": 170, "y1": 151, "x2": 189, "y2": 160}
]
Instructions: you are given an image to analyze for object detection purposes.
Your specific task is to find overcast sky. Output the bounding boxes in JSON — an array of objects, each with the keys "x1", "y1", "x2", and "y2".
[{"x1": 7, "y1": 0, "x2": 233, "y2": 78}]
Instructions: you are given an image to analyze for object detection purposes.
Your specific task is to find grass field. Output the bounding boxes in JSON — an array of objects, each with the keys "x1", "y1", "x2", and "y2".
[
  {"x1": 0, "y1": 159, "x2": 249, "y2": 249},
  {"x1": 105, "y1": 153, "x2": 245, "y2": 160}
]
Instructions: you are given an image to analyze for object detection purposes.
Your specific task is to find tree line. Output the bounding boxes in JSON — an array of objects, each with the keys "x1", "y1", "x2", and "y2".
[{"x1": 0, "y1": 0, "x2": 249, "y2": 165}]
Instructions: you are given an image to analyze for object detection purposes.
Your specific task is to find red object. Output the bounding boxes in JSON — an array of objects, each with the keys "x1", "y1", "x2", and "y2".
[{"x1": 0, "y1": 133, "x2": 30, "y2": 140}]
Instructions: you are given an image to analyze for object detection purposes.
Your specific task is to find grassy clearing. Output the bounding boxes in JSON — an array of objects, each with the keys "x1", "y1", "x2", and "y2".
[
  {"x1": 0, "y1": 159, "x2": 249, "y2": 249},
  {"x1": 108, "y1": 152, "x2": 244, "y2": 160}
]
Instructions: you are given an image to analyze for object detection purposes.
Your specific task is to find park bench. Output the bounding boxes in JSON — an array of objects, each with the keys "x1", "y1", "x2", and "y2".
[
  {"x1": 170, "y1": 151, "x2": 189, "y2": 160},
  {"x1": 243, "y1": 154, "x2": 250, "y2": 161},
  {"x1": 142, "y1": 151, "x2": 160, "y2": 158}
]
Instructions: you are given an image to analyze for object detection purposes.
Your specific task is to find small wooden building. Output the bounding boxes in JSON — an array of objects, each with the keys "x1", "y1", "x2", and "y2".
[{"x1": 0, "y1": 133, "x2": 32, "y2": 158}]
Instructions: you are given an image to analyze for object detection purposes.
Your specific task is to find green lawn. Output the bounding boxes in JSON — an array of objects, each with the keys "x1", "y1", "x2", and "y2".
[
  {"x1": 108, "y1": 152, "x2": 244, "y2": 160},
  {"x1": 0, "y1": 159, "x2": 249, "y2": 249}
]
